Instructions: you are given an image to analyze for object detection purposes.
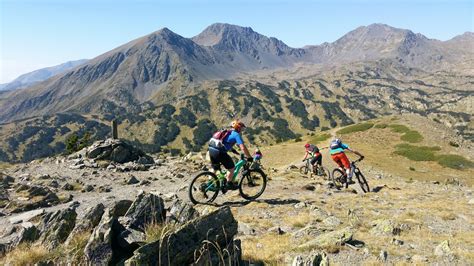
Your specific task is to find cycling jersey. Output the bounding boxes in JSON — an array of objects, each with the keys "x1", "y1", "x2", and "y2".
[{"x1": 329, "y1": 143, "x2": 349, "y2": 155}]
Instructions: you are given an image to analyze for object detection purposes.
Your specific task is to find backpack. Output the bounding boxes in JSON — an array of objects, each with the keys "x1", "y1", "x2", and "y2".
[
  {"x1": 330, "y1": 139, "x2": 342, "y2": 150},
  {"x1": 209, "y1": 129, "x2": 231, "y2": 148},
  {"x1": 310, "y1": 144, "x2": 319, "y2": 153}
]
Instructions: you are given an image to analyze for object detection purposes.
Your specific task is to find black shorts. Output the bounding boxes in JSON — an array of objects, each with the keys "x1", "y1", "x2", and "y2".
[
  {"x1": 209, "y1": 147, "x2": 235, "y2": 170},
  {"x1": 310, "y1": 154, "x2": 322, "y2": 165}
]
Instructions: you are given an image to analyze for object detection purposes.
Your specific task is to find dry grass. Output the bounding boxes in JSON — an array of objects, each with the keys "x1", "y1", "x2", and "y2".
[
  {"x1": 66, "y1": 231, "x2": 91, "y2": 263},
  {"x1": 0, "y1": 244, "x2": 64, "y2": 265},
  {"x1": 242, "y1": 233, "x2": 291, "y2": 265},
  {"x1": 283, "y1": 211, "x2": 311, "y2": 228},
  {"x1": 144, "y1": 222, "x2": 177, "y2": 243}
]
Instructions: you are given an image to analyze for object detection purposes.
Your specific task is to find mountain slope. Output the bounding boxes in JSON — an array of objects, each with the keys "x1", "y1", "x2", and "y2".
[{"x1": 0, "y1": 59, "x2": 88, "y2": 91}]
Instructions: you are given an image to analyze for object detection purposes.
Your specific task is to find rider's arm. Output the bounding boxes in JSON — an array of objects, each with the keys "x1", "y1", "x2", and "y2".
[
  {"x1": 347, "y1": 148, "x2": 363, "y2": 158},
  {"x1": 239, "y1": 144, "x2": 252, "y2": 158},
  {"x1": 302, "y1": 151, "x2": 309, "y2": 161}
]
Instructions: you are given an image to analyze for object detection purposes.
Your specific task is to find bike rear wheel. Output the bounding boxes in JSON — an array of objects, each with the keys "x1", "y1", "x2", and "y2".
[
  {"x1": 331, "y1": 168, "x2": 345, "y2": 190},
  {"x1": 239, "y1": 169, "x2": 267, "y2": 200},
  {"x1": 188, "y1": 171, "x2": 220, "y2": 204},
  {"x1": 355, "y1": 171, "x2": 370, "y2": 193}
]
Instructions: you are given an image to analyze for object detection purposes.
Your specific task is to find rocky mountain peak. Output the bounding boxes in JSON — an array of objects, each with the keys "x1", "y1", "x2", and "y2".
[{"x1": 192, "y1": 23, "x2": 256, "y2": 46}]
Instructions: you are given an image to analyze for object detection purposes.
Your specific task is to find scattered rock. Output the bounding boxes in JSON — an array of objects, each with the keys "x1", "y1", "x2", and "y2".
[
  {"x1": 85, "y1": 138, "x2": 154, "y2": 164},
  {"x1": 126, "y1": 175, "x2": 140, "y2": 185},
  {"x1": 67, "y1": 203, "x2": 105, "y2": 245},
  {"x1": 239, "y1": 222, "x2": 257, "y2": 236},
  {"x1": 48, "y1": 180, "x2": 59, "y2": 188},
  {"x1": 0, "y1": 173, "x2": 15, "y2": 188},
  {"x1": 322, "y1": 216, "x2": 342, "y2": 228},
  {"x1": 412, "y1": 255, "x2": 428, "y2": 262},
  {"x1": 468, "y1": 198, "x2": 474, "y2": 205},
  {"x1": 379, "y1": 250, "x2": 388, "y2": 262},
  {"x1": 302, "y1": 184, "x2": 316, "y2": 191},
  {"x1": 292, "y1": 251, "x2": 329, "y2": 266},
  {"x1": 370, "y1": 219, "x2": 401, "y2": 236},
  {"x1": 294, "y1": 202, "x2": 307, "y2": 209},
  {"x1": 9, "y1": 209, "x2": 45, "y2": 224},
  {"x1": 299, "y1": 227, "x2": 353, "y2": 249},
  {"x1": 8, "y1": 185, "x2": 60, "y2": 213},
  {"x1": 268, "y1": 226, "x2": 285, "y2": 235},
  {"x1": 110, "y1": 199, "x2": 133, "y2": 218},
  {"x1": 434, "y1": 240, "x2": 452, "y2": 257},
  {"x1": 36, "y1": 174, "x2": 51, "y2": 180},
  {"x1": 391, "y1": 238, "x2": 404, "y2": 246},
  {"x1": 83, "y1": 184, "x2": 94, "y2": 192},
  {"x1": 62, "y1": 183, "x2": 74, "y2": 191}
]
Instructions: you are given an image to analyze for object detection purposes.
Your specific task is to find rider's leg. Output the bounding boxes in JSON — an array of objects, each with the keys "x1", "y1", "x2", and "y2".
[
  {"x1": 339, "y1": 153, "x2": 352, "y2": 181},
  {"x1": 221, "y1": 152, "x2": 236, "y2": 183}
]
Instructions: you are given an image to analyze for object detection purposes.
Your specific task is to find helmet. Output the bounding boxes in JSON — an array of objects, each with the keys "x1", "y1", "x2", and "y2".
[
  {"x1": 231, "y1": 120, "x2": 246, "y2": 132},
  {"x1": 304, "y1": 143, "x2": 311, "y2": 148}
]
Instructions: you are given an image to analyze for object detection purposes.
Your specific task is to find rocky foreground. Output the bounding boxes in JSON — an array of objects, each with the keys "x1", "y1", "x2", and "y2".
[{"x1": 0, "y1": 139, "x2": 473, "y2": 265}]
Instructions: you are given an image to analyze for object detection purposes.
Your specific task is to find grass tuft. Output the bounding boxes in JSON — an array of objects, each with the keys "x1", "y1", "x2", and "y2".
[
  {"x1": 388, "y1": 124, "x2": 411, "y2": 134},
  {"x1": 400, "y1": 130, "x2": 423, "y2": 143},
  {"x1": 311, "y1": 133, "x2": 331, "y2": 143},
  {"x1": 242, "y1": 233, "x2": 291, "y2": 265},
  {"x1": 394, "y1": 144, "x2": 440, "y2": 161},
  {"x1": 436, "y1": 155, "x2": 474, "y2": 170},
  {"x1": 66, "y1": 231, "x2": 91, "y2": 263},
  {"x1": 0, "y1": 244, "x2": 64, "y2": 265},
  {"x1": 144, "y1": 222, "x2": 176, "y2": 243},
  {"x1": 336, "y1": 123, "x2": 374, "y2": 135},
  {"x1": 374, "y1": 123, "x2": 388, "y2": 129}
]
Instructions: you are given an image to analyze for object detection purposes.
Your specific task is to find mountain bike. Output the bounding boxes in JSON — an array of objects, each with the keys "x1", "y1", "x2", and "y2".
[
  {"x1": 331, "y1": 157, "x2": 370, "y2": 193},
  {"x1": 188, "y1": 154, "x2": 268, "y2": 204},
  {"x1": 299, "y1": 158, "x2": 330, "y2": 180}
]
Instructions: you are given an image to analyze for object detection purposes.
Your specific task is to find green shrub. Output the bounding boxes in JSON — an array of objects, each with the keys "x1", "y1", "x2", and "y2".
[
  {"x1": 400, "y1": 130, "x2": 423, "y2": 143},
  {"x1": 389, "y1": 124, "x2": 411, "y2": 134},
  {"x1": 311, "y1": 133, "x2": 331, "y2": 143},
  {"x1": 374, "y1": 123, "x2": 388, "y2": 129},
  {"x1": 393, "y1": 144, "x2": 441, "y2": 161},
  {"x1": 336, "y1": 123, "x2": 374, "y2": 135},
  {"x1": 409, "y1": 167, "x2": 416, "y2": 171},
  {"x1": 435, "y1": 155, "x2": 474, "y2": 170}
]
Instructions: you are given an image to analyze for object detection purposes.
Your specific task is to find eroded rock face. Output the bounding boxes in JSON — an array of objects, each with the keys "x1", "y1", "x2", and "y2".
[
  {"x1": 125, "y1": 206, "x2": 239, "y2": 265},
  {"x1": 299, "y1": 227, "x2": 353, "y2": 249},
  {"x1": 124, "y1": 191, "x2": 165, "y2": 230},
  {"x1": 165, "y1": 199, "x2": 199, "y2": 224},
  {"x1": 84, "y1": 139, "x2": 154, "y2": 164},
  {"x1": 37, "y1": 208, "x2": 77, "y2": 250},
  {"x1": 84, "y1": 210, "x2": 115, "y2": 265},
  {"x1": 66, "y1": 203, "x2": 105, "y2": 245}
]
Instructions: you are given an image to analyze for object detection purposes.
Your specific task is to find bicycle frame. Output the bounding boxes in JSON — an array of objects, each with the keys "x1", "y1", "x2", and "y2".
[{"x1": 216, "y1": 159, "x2": 247, "y2": 182}]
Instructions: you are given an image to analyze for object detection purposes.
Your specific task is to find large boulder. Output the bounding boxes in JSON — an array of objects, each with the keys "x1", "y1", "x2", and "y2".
[
  {"x1": 125, "y1": 206, "x2": 238, "y2": 265},
  {"x1": 299, "y1": 227, "x2": 353, "y2": 249},
  {"x1": 85, "y1": 139, "x2": 154, "y2": 164},
  {"x1": 0, "y1": 172, "x2": 15, "y2": 189},
  {"x1": 292, "y1": 251, "x2": 329, "y2": 266},
  {"x1": 37, "y1": 208, "x2": 77, "y2": 250},
  {"x1": 370, "y1": 219, "x2": 401, "y2": 236},
  {"x1": 124, "y1": 191, "x2": 165, "y2": 230},
  {"x1": 165, "y1": 199, "x2": 199, "y2": 224},
  {"x1": 84, "y1": 210, "x2": 115, "y2": 265},
  {"x1": 66, "y1": 203, "x2": 105, "y2": 245}
]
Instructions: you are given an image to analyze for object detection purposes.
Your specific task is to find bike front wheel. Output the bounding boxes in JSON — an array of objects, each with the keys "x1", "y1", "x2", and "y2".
[
  {"x1": 239, "y1": 169, "x2": 267, "y2": 200},
  {"x1": 299, "y1": 165, "x2": 309, "y2": 175},
  {"x1": 331, "y1": 168, "x2": 345, "y2": 190},
  {"x1": 355, "y1": 171, "x2": 370, "y2": 193},
  {"x1": 189, "y1": 171, "x2": 220, "y2": 204}
]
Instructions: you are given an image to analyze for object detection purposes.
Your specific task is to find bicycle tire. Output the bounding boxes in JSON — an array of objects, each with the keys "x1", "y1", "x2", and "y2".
[
  {"x1": 317, "y1": 166, "x2": 331, "y2": 180},
  {"x1": 239, "y1": 169, "x2": 267, "y2": 200},
  {"x1": 331, "y1": 168, "x2": 345, "y2": 190},
  {"x1": 188, "y1": 171, "x2": 220, "y2": 204},
  {"x1": 355, "y1": 170, "x2": 370, "y2": 193},
  {"x1": 299, "y1": 165, "x2": 309, "y2": 175}
]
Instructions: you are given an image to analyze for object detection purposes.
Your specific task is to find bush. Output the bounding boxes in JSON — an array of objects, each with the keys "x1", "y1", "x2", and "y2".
[
  {"x1": 393, "y1": 144, "x2": 441, "y2": 161},
  {"x1": 337, "y1": 123, "x2": 374, "y2": 135},
  {"x1": 311, "y1": 133, "x2": 331, "y2": 143},
  {"x1": 436, "y1": 155, "x2": 474, "y2": 170},
  {"x1": 389, "y1": 124, "x2": 411, "y2": 134},
  {"x1": 374, "y1": 123, "x2": 388, "y2": 129},
  {"x1": 400, "y1": 130, "x2": 423, "y2": 143}
]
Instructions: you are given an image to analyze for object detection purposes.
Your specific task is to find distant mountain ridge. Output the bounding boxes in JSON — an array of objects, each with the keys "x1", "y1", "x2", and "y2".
[{"x1": 0, "y1": 59, "x2": 88, "y2": 91}]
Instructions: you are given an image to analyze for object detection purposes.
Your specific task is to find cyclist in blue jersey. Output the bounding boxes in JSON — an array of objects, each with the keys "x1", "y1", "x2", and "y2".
[{"x1": 208, "y1": 120, "x2": 253, "y2": 190}]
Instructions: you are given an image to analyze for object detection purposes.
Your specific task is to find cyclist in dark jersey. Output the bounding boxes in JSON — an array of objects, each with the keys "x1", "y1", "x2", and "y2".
[
  {"x1": 302, "y1": 143, "x2": 322, "y2": 172},
  {"x1": 208, "y1": 120, "x2": 252, "y2": 190}
]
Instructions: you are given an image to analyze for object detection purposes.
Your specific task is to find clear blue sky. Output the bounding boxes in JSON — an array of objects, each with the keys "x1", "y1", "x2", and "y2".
[{"x1": 0, "y1": 0, "x2": 472, "y2": 83}]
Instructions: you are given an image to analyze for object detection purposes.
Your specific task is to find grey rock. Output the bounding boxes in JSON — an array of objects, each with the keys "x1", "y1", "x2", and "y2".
[
  {"x1": 9, "y1": 209, "x2": 45, "y2": 224},
  {"x1": 124, "y1": 191, "x2": 165, "y2": 230},
  {"x1": 267, "y1": 226, "x2": 285, "y2": 235},
  {"x1": 412, "y1": 255, "x2": 428, "y2": 262},
  {"x1": 36, "y1": 174, "x2": 51, "y2": 180},
  {"x1": 62, "y1": 183, "x2": 74, "y2": 191},
  {"x1": 294, "y1": 202, "x2": 307, "y2": 209},
  {"x1": 126, "y1": 175, "x2": 140, "y2": 185},
  {"x1": 0, "y1": 172, "x2": 15, "y2": 188},
  {"x1": 239, "y1": 222, "x2": 257, "y2": 236},
  {"x1": 292, "y1": 225, "x2": 324, "y2": 239},
  {"x1": 379, "y1": 250, "x2": 388, "y2": 262},
  {"x1": 83, "y1": 184, "x2": 94, "y2": 192},
  {"x1": 110, "y1": 199, "x2": 133, "y2": 218},
  {"x1": 299, "y1": 227, "x2": 353, "y2": 249},
  {"x1": 391, "y1": 238, "x2": 404, "y2": 246},
  {"x1": 125, "y1": 206, "x2": 238, "y2": 265},
  {"x1": 48, "y1": 180, "x2": 59, "y2": 188},
  {"x1": 370, "y1": 219, "x2": 401, "y2": 236},
  {"x1": 37, "y1": 208, "x2": 77, "y2": 250},
  {"x1": 434, "y1": 240, "x2": 452, "y2": 257},
  {"x1": 9, "y1": 185, "x2": 60, "y2": 213},
  {"x1": 84, "y1": 211, "x2": 115, "y2": 265},
  {"x1": 86, "y1": 138, "x2": 154, "y2": 164},
  {"x1": 166, "y1": 199, "x2": 199, "y2": 224},
  {"x1": 117, "y1": 227, "x2": 146, "y2": 249},
  {"x1": 292, "y1": 251, "x2": 329, "y2": 266},
  {"x1": 322, "y1": 216, "x2": 342, "y2": 228},
  {"x1": 67, "y1": 203, "x2": 105, "y2": 245}
]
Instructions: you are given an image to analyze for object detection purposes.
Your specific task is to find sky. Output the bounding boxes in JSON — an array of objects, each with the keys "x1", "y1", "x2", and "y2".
[{"x1": 0, "y1": 0, "x2": 472, "y2": 84}]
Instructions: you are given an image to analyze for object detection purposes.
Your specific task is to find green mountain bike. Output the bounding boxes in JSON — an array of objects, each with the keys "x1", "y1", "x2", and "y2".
[{"x1": 189, "y1": 154, "x2": 268, "y2": 204}]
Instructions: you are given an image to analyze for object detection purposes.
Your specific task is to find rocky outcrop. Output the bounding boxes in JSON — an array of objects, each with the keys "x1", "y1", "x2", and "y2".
[
  {"x1": 124, "y1": 191, "x2": 165, "y2": 230},
  {"x1": 84, "y1": 210, "x2": 115, "y2": 264},
  {"x1": 292, "y1": 251, "x2": 329, "y2": 266},
  {"x1": 165, "y1": 199, "x2": 199, "y2": 224},
  {"x1": 7, "y1": 185, "x2": 60, "y2": 213},
  {"x1": 37, "y1": 208, "x2": 77, "y2": 250},
  {"x1": 66, "y1": 203, "x2": 105, "y2": 245},
  {"x1": 125, "y1": 206, "x2": 239, "y2": 265},
  {"x1": 84, "y1": 139, "x2": 154, "y2": 164}
]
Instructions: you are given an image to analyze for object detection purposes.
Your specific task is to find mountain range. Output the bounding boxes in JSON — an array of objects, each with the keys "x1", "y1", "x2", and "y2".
[
  {"x1": 0, "y1": 23, "x2": 472, "y2": 162},
  {"x1": 0, "y1": 59, "x2": 88, "y2": 92}
]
